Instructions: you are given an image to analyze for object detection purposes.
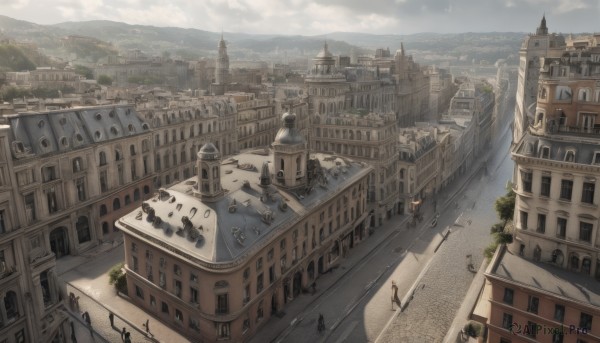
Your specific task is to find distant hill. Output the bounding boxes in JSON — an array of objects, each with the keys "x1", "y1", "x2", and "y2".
[
  {"x1": 0, "y1": 44, "x2": 36, "y2": 72},
  {"x1": 0, "y1": 15, "x2": 526, "y2": 64}
]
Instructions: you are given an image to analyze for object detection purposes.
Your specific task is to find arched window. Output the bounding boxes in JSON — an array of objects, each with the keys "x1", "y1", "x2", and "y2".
[
  {"x1": 72, "y1": 157, "x2": 83, "y2": 173},
  {"x1": 76, "y1": 216, "x2": 91, "y2": 244},
  {"x1": 125, "y1": 195, "x2": 131, "y2": 205},
  {"x1": 134, "y1": 189, "x2": 140, "y2": 201},
  {"x1": 296, "y1": 156, "x2": 301, "y2": 173},
  {"x1": 99, "y1": 151, "x2": 107, "y2": 166},
  {"x1": 130, "y1": 145, "x2": 136, "y2": 156},
  {"x1": 115, "y1": 149, "x2": 122, "y2": 161},
  {"x1": 99, "y1": 204, "x2": 107, "y2": 216},
  {"x1": 144, "y1": 185, "x2": 150, "y2": 194},
  {"x1": 202, "y1": 168, "x2": 208, "y2": 179},
  {"x1": 113, "y1": 198, "x2": 121, "y2": 211}
]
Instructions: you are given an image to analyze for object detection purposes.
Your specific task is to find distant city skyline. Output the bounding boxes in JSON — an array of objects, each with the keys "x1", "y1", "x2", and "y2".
[{"x1": 0, "y1": 0, "x2": 598, "y2": 36}]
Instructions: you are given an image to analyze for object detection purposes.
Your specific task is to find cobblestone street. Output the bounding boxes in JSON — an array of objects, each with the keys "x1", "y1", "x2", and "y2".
[{"x1": 377, "y1": 124, "x2": 513, "y2": 343}]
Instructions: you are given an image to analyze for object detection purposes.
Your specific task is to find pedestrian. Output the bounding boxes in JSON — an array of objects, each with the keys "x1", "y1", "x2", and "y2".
[
  {"x1": 124, "y1": 331, "x2": 131, "y2": 343},
  {"x1": 145, "y1": 319, "x2": 150, "y2": 333},
  {"x1": 121, "y1": 327, "x2": 126, "y2": 341},
  {"x1": 109, "y1": 312, "x2": 115, "y2": 327}
]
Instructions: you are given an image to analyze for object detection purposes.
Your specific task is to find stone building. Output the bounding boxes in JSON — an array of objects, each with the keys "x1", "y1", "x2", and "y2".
[
  {"x1": 512, "y1": 15, "x2": 566, "y2": 143},
  {"x1": 212, "y1": 35, "x2": 230, "y2": 96},
  {"x1": 230, "y1": 93, "x2": 277, "y2": 150},
  {"x1": 0, "y1": 105, "x2": 156, "y2": 342},
  {"x1": 394, "y1": 44, "x2": 431, "y2": 127},
  {"x1": 117, "y1": 112, "x2": 372, "y2": 342},
  {"x1": 397, "y1": 127, "x2": 438, "y2": 215},
  {"x1": 305, "y1": 43, "x2": 400, "y2": 226},
  {"x1": 425, "y1": 65, "x2": 458, "y2": 120},
  {"x1": 135, "y1": 97, "x2": 239, "y2": 189},
  {"x1": 478, "y1": 27, "x2": 600, "y2": 343}
]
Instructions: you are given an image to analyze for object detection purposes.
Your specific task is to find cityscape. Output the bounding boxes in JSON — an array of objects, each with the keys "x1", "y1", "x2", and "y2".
[{"x1": 0, "y1": 3, "x2": 598, "y2": 343}]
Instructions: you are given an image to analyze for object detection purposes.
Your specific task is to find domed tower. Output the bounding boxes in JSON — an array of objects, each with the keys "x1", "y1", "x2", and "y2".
[
  {"x1": 196, "y1": 143, "x2": 225, "y2": 201},
  {"x1": 311, "y1": 42, "x2": 336, "y2": 76},
  {"x1": 213, "y1": 34, "x2": 230, "y2": 95},
  {"x1": 272, "y1": 112, "x2": 307, "y2": 190}
]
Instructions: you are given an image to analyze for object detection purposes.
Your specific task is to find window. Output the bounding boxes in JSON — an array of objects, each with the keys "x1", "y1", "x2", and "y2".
[
  {"x1": 99, "y1": 151, "x2": 107, "y2": 166},
  {"x1": 540, "y1": 146, "x2": 550, "y2": 158},
  {"x1": 580, "y1": 313, "x2": 593, "y2": 330},
  {"x1": 46, "y1": 187, "x2": 58, "y2": 213},
  {"x1": 582, "y1": 182, "x2": 595, "y2": 204},
  {"x1": 594, "y1": 152, "x2": 600, "y2": 165},
  {"x1": 175, "y1": 309, "x2": 183, "y2": 322},
  {"x1": 76, "y1": 178, "x2": 86, "y2": 201},
  {"x1": 174, "y1": 264, "x2": 181, "y2": 276},
  {"x1": 243, "y1": 268, "x2": 250, "y2": 282},
  {"x1": 521, "y1": 171, "x2": 532, "y2": 193},
  {"x1": 4, "y1": 291, "x2": 19, "y2": 321},
  {"x1": 280, "y1": 239, "x2": 286, "y2": 251},
  {"x1": 190, "y1": 287, "x2": 198, "y2": 304},
  {"x1": 280, "y1": 255, "x2": 287, "y2": 274},
  {"x1": 502, "y1": 313, "x2": 513, "y2": 330},
  {"x1": 269, "y1": 265, "x2": 275, "y2": 284},
  {"x1": 73, "y1": 158, "x2": 83, "y2": 173},
  {"x1": 113, "y1": 198, "x2": 120, "y2": 211},
  {"x1": 190, "y1": 273, "x2": 198, "y2": 283},
  {"x1": 0, "y1": 210, "x2": 6, "y2": 234},
  {"x1": 217, "y1": 323, "x2": 230, "y2": 339},
  {"x1": 150, "y1": 295, "x2": 156, "y2": 308},
  {"x1": 560, "y1": 180, "x2": 573, "y2": 200},
  {"x1": 557, "y1": 218, "x2": 567, "y2": 238},
  {"x1": 100, "y1": 171, "x2": 108, "y2": 192},
  {"x1": 580, "y1": 222, "x2": 593, "y2": 242},
  {"x1": 135, "y1": 285, "x2": 144, "y2": 299},
  {"x1": 267, "y1": 248, "x2": 274, "y2": 261},
  {"x1": 257, "y1": 273, "x2": 264, "y2": 293},
  {"x1": 132, "y1": 256, "x2": 138, "y2": 272},
  {"x1": 243, "y1": 316, "x2": 250, "y2": 333},
  {"x1": 503, "y1": 288, "x2": 514, "y2": 305},
  {"x1": 216, "y1": 294, "x2": 228, "y2": 314},
  {"x1": 526, "y1": 321, "x2": 537, "y2": 338},
  {"x1": 257, "y1": 301, "x2": 264, "y2": 322},
  {"x1": 256, "y1": 257, "x2": 263, "y2": 270},
  {"x1": 42, "y1": 166, "x2": 56, "y2": 182},
  {"x1": 527, "y1": 295, "x2": 539, "y2": 314},
  {"x1": 537, "y1": 214, "x2": 546, "y2": 233},
  {"x1": 174, "y1": 280, "x2": 182, "y2": 298},
  {"x1": 76, "y1": 216, "x2": 91, "y2": 244},
  {"x1": 24, "y1": 193, "x2": 36, "y2": 223},
  {"x1": 161, "y1": 301, "x2": 169, "y2": 314},
  {"x1": 243, "y1": 284, "x2": 250, "y2": 304},
  {"x1": 540, "y1": 176, "x2": 551, "y2": 197},
  {"x1": 554, "y1": 304, "x2": 565, "y2": 322},
  {"x1": 565, "y1": 150, "x2": 575, "y2": 162},
  {"x1": 520, "y1": 211, "x2": 528, "y2": 229}
]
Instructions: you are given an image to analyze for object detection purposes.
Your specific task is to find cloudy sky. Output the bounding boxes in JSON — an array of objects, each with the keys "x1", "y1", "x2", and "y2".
[{"x1": 0, "y1": 0, "x2": 598, "y2": 35}]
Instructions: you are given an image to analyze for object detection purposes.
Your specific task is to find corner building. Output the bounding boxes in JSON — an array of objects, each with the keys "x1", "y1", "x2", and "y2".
[{"x1": 117, "y1": 112, "x2": 372, "y2": 342}]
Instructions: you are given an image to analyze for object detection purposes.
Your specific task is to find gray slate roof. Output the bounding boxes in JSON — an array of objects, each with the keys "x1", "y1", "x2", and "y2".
[
  {"x1": 119, "y1": 150, "x2": 370, "y2": 264},
  {"x1": 7, "y1": 105, "x2": 149, "y2": 158}
]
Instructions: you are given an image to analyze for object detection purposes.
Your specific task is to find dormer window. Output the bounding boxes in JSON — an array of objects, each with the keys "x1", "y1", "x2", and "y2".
[
  {"x1": 593, "y1": 152, "x2": 600, "y2": 165},
  {"x1": 42, "y1": 166, "x2": 57, "y2": 183},
  {"x1": 540, "y1": 146, "x2": 550, "y2": 159},
  {"x1": 565, "y1": 150, "x2": 575, "y2": 162}
]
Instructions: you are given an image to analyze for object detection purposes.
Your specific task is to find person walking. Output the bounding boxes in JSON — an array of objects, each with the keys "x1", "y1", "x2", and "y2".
[
  {"x1": 121, "y1": 327, "x2": 126, "y2": 341},
  {"x1": 109, "y1": 312, "x2": 114, "y2": 327},
  {"x1": 145, "y1": 319, "x2": 150, "y2": 334}
]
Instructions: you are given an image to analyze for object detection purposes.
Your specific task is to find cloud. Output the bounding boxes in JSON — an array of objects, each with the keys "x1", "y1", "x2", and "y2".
[{"x1": 0, "y1": 0, "x2": 598, "y2": 35}]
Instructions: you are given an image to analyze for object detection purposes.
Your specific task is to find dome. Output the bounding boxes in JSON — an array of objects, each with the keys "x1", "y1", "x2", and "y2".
[
  {"x1": 198, "y1": 142, "x2": 220, "y2": 160},
  {"x1": 274, "y1": 112, "x2": 305, "y2": 145}
]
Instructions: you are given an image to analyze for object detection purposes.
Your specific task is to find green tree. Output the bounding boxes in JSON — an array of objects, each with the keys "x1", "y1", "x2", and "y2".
[
  {"x1": 97, "y1": 74, "x2": 113, "y2": 86},
  {"x1": 0, "y1": 86, "x2": 31, "y2": 101},
  {"x1": 494, "y1": 187, "x2": 515, "y2": 226},
  {"x1": 73, "y1": 65, "x2": 94, "y2": 79},
  {"x1": 108, "y1": 263, "x2": 127, "y2": 294}
]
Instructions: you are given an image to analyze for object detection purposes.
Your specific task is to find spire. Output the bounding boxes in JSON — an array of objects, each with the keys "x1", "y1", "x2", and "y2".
[
  {"x1": 536, "y1": 14, "x2": 548, "y2": 35},
  {"x1": 259, "y1": 161, "x2": 271, "y2": 187},
  {"x1": 400, "y1": 42, "x2": 405, "y2": 57}
]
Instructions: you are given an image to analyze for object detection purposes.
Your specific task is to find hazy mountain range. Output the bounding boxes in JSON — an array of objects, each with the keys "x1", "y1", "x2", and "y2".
[{"x1": 0, "y1": 15, "x2": 524, "y2": 66}]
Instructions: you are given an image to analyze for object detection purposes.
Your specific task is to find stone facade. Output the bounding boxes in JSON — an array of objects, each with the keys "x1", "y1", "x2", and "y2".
[{"x1": 117, "y1": 113, "x2": 373, "y2": 342}]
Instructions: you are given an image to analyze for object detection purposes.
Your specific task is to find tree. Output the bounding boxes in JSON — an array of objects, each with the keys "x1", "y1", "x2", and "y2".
[
  {"x1": 74, "y1": 65, "x2": 94, "y2": 79},
  {"x1": 494, "y1": 187, "x2": 515, "y2": 225},
  {"x1": 97, "y1": 74, "x2": 113, "y2": 86},
  {"x1": 108, "y1": 263, "x2": 127, "y2": 294}
]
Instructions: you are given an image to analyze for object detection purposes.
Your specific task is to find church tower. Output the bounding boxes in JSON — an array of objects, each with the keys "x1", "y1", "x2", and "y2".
[
  {"x1": 536, "y1": 14, "x2": 548, "y2": 35},
  {"x1": 272, "y1": 111, "x2": 307, "y2": 190},
  {"x1": 196, "y1": 143, "x2": 225, "y2": 201},
  {"x1": 212, "y1": 34, "x2": 230, "y2": 95}
]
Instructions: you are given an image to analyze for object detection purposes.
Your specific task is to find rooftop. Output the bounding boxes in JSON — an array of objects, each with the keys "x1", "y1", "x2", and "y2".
[
  {"x1": 488, "y1": 246, "x2": 600, "y2": 308},
  {"x1": 118, "y1": 149, "x2": 371, "y2": 267}
]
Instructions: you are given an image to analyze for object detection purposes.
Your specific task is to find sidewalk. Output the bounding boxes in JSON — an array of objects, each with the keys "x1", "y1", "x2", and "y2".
[{"x1": 58, "y1": 245, "x2": 188, "y2": 343}]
